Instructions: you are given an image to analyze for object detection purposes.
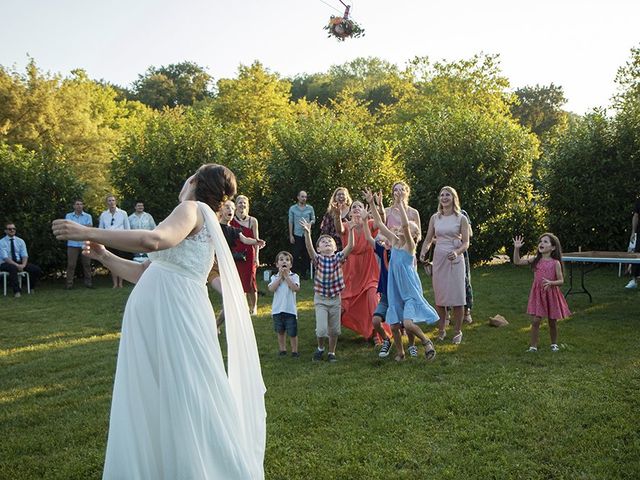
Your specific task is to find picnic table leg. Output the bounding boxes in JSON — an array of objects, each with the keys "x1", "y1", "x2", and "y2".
[
  {"x1": 565, "y1": 263, "x2": 574, "y2": 297},
  {"x1": 580, "y1": 263, "x2": 593, "y2": 303}
]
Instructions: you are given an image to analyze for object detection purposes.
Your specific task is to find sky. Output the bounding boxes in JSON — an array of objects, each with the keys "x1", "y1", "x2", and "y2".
[{"x1": 1, "y1": 0, "x2": 639, "y2": 114}]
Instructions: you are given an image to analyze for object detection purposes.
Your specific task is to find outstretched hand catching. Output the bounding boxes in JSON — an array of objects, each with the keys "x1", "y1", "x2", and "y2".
[{"x1": 513, "y1": 235, "x2": 524, "y2": 249}]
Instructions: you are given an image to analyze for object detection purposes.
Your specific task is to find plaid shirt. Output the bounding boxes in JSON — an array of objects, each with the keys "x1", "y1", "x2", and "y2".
[{"x1": 313, "y1": 251, "x2": 346, "y2": 298}]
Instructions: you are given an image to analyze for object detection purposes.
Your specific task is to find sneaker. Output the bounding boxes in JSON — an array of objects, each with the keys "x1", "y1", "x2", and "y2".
[
  {"x1": 291, "y1": 352, "x2": 300, "y2": 358},
  {"x1": 625, "y1": 279, "x2": 637, "y2": 289},
  {"x1": 550, "y1": 344, "x2": 559, "y2": 352},
  {"x1": 327, "y1": 353, "x2": 337, "y2": 363},
  {"x1": 312, "y1": 349, "x2": 324, "y2": 362},
  {"x1": 527, "y1": 346, "x2": 538, "y2": 352},
  {"x1": 278, "y1": 351, "x2": 287, "y2": 357},
  {"x1": 408, "y1": 345, "x2": 418, "y2": 357},
  {"x1": 378, "y1": 338, "x2": 392, "y2": 358}
]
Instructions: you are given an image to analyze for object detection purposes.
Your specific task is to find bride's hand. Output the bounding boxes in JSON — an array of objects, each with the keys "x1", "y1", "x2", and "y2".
[{"x1": 82, "y1": 241, "x2": 108, "y2": 262}]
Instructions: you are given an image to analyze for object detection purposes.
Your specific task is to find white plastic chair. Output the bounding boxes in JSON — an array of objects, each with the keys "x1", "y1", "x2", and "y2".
[{"x1": 1, "y1": 271, "x2": 30, "y2": 296}]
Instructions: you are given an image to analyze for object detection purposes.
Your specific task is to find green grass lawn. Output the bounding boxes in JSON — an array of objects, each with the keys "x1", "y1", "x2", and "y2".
[{"x1": 1, "y1": 264, "x2": 639, "y2": 479}]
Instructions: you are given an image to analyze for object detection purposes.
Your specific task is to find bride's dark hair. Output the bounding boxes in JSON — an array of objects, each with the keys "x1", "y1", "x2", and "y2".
[{"x1": 194, "y1": 164, "x2": 237, "y2": 212}]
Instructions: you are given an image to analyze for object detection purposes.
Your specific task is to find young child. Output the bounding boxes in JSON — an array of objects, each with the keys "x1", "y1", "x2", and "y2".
[
  {"x1": 300, "y1": 217, "x2": 355, "y2": 362},
  {"x1": 209, "y1": 200, "x2": 265, "y2": 328},
  {"x1": 512, "y1": 233, "x2": 571, "y2": 352},
  {"x1": 268, "y1": 251, "x2": 300, "y2": 357},
  {"x1": 365, "y1": 189, "x2": 439, "y2": 361}
]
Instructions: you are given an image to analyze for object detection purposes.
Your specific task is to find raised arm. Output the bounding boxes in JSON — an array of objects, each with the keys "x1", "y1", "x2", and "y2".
[
  {"x1": 300, "y1": 218, "x2": 317, "y2": 260},
  {"x1": 342, "y1": 221, "x2": 356, "y2": 258},
  {"x1": 332, "y1": 202, "x2": 346, "y2": 235},
  {"x1": 53, "y1": 201, "x2": 200, "y2": 253},
  {"x1": 360, "y1": 210, "x2": 376, "y2": 248},
  {"x1": 512, "y1": 235, "x2": 532, "y2": 266},
  {"x1": 398, "y1": 198, "x2": 415, "y2": 252},
  {"x1": 363, "y1": 189, "x2": 397, "y2": 243}
]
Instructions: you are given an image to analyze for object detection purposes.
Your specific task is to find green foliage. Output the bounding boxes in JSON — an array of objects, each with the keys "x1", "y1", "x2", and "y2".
[
  {"x1": 261, "y1": 102, "x2": 404, "y2": 259},
  {"x1": 0, "y1": 143, "x2": 86, "y2": 272},
  {"x1": 111, "y1": 107, "x2": 227, "y2": 220},
  {"x1": 399, "y1": 106, "x2": 542, "y2": 262},
  {"x1": 511, "y1": 83, "x2": 568, "y2": 137},
  {"x1": 0, "y1": 61, "x2": 149, "y2": 210},
  {"x1": 133, "y1": 61, "x2": 213, "y2": 109},
  {"x1": 543, "y1": 111, "x2": 638, "y2": 251}
]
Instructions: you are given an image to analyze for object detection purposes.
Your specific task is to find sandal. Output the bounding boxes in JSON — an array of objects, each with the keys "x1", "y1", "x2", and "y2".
[
  {"x1": 452, "y1": 331, "x2": 463, "y2": 345},
  {"x1": 463, "y1": 313, "x2": 473, "y2": 324},
  {"x1": 423, "y1": 340, "x2": 436, "y2": 361},
  {"x1": 394, "y1": 353, "x2": 405, "y2": 362},
  {"x1": 437, "y1": 330, "x2": 447, "y2": 341}
]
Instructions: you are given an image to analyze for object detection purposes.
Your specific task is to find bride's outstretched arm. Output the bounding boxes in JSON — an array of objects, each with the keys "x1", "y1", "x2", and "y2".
[{"x1": 53, "y1": 201, "x2": 200, "y2": 253}]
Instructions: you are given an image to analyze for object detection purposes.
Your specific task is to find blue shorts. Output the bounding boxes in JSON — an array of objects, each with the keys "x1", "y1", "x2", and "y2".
[
  {"x1": 373, "y1": 293, "x2": 389, "y2": 321},
  {"x1": 273, "y1": 312, "x2": 298, "y2": 337}
]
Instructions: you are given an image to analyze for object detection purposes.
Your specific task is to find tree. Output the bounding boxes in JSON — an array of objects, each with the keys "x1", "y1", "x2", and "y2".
[
  {"x1": 261, "y1": 102, "x2": 404, "y2": 260},
  {"x1": 511, "y1": 83, "x2": 568, "y2": 137},
  {"x1": 111, "y1": 107, "x2": 227, "y2": 221},
  {"x1": 0, "y1": 61, "x2": 149, "y2": 210},
  {"x1": 399, "y1": 105, "x2": 542, "y2": 262},
  {"x1": 133, "y1": 61, "x2": 213, "y2": 109},
  {"x1": 0, "y1": 143, "x2": 86, "y2": 273},
  {"x1": 542, "y1": 111, "x2": 637, "y2": 251}
]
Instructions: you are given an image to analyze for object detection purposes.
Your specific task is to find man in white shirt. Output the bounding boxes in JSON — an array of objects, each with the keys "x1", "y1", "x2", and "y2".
[
  {"x1": 129, "y1": 201, "x2": 156, "y2": 261},
  {"x1": 99, "y1": 195, "x2": 130, "y2": 288}
]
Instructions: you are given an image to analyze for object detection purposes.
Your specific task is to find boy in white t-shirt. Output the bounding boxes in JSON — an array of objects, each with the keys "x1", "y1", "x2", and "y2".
[{"x1": 268, "y1": 251, "x2": 301, "y2": 357}]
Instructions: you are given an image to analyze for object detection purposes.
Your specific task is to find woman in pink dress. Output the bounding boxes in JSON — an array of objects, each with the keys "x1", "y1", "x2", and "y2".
[
  {"x1": 231, "y1": 195, "x2": 261, "y2": 315},
  {"x1": 420, "y1": 186, "x2": 470, "y2": 345},
  {"x1": 335, "y1": 200, "x2": 381, "y2": 340},
  {"x1": 512, "y1": 232, "x2": 570, "y2": 352}
]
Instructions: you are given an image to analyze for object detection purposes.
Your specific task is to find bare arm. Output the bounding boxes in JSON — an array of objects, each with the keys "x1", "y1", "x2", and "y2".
[
  {"x1": 83, "y1": 241, "x2": 150, "y2": 284},
  {"x1": 455, "y1": 216, "x2": 470, "y2": 256},
  {"x1": 251, "y1": 216, "x2": 261, "y2": 265},
  {"x1": 53, "y1": 202, "x2": 200, "y2": 253},
  {"x1": 364, "y1": 189, "x2": 398, "y2": 243},
  {"x1": 342, "y1": 223, "x2": 355, "y2": 258},
  {"x1": 300, "y1": 219, "x2": 317, "y2": 260},
  {"x1": 361, "y1": 214, "x2": 376, "y2": 248},
  {"x1": 512, "y1": 235, "x2": 533, "y2": 266},
  {"x1": 419, "y1": 214, "x2": 436, "y2": 262},
  {"x1": 632, "y1": 212, "x2": 638, "y2": 236},
  {"x1": 398, "y1": 200, "x2": 415, "y2": 252}
]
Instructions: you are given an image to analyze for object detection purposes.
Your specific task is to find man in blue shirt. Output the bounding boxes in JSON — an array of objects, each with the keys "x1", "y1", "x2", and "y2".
[
  {"x1": 0, "y1": 222, "x2": 42, "y2": 297},
  {"x1": 65, "y1": 199, "x2": 93, "y2": 289},
  {"x1": 288, "y1": 191, "x2": 315, "y2": 278}
]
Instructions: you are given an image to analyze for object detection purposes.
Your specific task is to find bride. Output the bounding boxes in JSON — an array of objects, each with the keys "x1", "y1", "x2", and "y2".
[{"x1": 52, "y1": 164, "x2": 266, "y2": 479}]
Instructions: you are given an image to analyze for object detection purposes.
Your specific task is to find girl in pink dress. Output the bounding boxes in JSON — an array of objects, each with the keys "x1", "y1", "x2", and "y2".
[{"x1": 513, "y1": 233, "x2": 571, "y2": 352}]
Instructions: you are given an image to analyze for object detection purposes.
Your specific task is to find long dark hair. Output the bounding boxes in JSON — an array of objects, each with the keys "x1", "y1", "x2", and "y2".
[
  {"x1": 194, "y1": 164, "x2": 237, "y2": 212},
  {"x1": 531, "y1": 232, "x2": 564, "y2": 272}
]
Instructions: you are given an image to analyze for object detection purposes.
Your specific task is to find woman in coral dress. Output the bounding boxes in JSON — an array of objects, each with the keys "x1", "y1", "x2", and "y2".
[
  {"x1": 231, "y1": 195, "x2": 261, "y2": 314},
  {"x1": 336, "y1": 200, "x2": 381, "y2": 340}
]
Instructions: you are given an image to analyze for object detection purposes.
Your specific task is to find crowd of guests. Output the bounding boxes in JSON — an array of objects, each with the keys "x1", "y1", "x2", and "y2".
[
  {"x1": 8, "y1": 181, "x2": 608, "y2": 358},
  {"x1": 276, "y1": 183, "x2": 477, "y2": 362}
]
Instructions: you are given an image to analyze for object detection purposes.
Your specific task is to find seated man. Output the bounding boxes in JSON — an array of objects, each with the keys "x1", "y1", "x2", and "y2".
[{"x1": 0, "y1": 222, "x2": 42, "y2": 297}]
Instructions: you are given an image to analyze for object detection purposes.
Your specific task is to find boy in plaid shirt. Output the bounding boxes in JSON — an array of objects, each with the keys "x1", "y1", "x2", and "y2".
[{"x1": 300, "y1": 217, "x2": 355, "y2": 362}]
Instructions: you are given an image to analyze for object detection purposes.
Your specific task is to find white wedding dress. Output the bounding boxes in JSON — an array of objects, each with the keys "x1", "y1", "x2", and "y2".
[{"x1": 102, "y1": 202, "x2": 266, "y2": 480}]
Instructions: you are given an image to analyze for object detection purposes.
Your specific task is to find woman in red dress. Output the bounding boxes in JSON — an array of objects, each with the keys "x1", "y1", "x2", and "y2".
[
  {"x1": 336, "y1": 200, "x2": 382, "y2": 340},
  {"x1": 231, "y1": 195, "x2": 261, "y2": 315}
]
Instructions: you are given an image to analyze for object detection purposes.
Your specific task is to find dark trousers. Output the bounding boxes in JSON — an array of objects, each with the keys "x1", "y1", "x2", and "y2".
[
  {"x1": 66, "y1": 247, "x2": 92, "y2": 287},
  {"x1": 1, "y1": 262, "x2": 42, "y2": 293},
  {"x1": 293, "y1": 234, "x2": 310, "y2": 278}
]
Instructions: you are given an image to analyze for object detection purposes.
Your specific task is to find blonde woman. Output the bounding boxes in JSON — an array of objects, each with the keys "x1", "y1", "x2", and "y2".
[
  {"x1": 420, "y1": 186, "x2": 470, "y2": 344},
  {"x1": 320, "y1": 187, "x2": 352, "y2": 251}
]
